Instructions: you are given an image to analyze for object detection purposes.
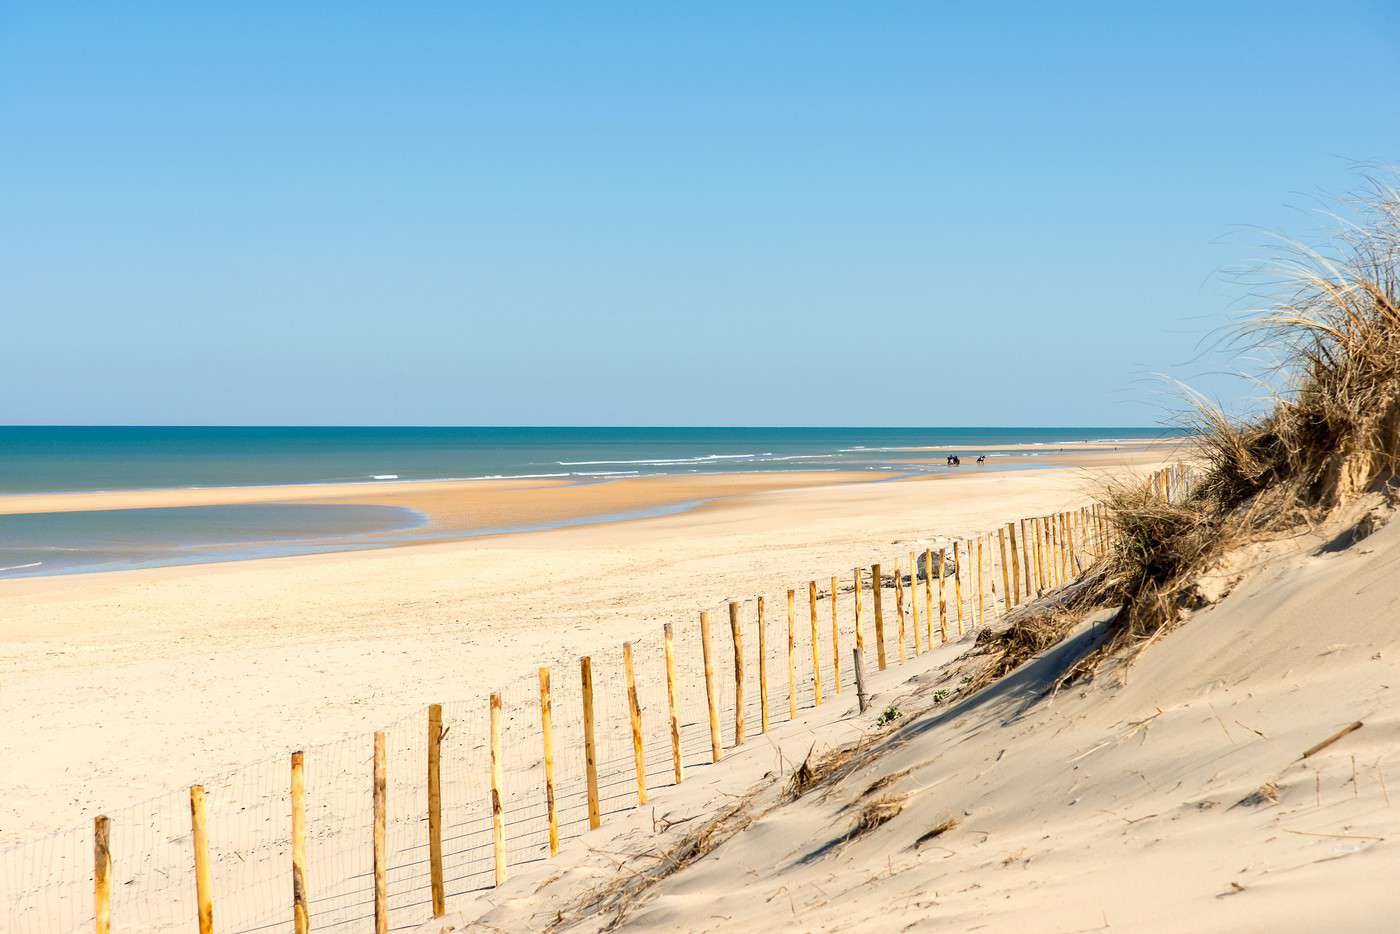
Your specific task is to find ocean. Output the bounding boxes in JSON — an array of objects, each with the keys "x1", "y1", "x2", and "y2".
[
  {"x1": 0, "y1": 426, "x2": 1177, "y2": 493},
  {"x1": 0, "y1": 426, "x2": 1178, "y2": 577}
]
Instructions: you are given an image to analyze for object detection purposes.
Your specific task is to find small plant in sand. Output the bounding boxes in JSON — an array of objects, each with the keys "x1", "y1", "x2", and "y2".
[{"x1": 876, "y1": 705, "x2": 902, "y2": 726}]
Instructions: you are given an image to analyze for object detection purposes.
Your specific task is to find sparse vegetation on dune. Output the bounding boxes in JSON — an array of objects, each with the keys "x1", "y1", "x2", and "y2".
[{"x1": 981, "y1": 180, "x2": 1400, "y2": 687}]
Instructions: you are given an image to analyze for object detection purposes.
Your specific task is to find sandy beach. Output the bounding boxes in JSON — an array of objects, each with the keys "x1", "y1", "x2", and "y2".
[{"x1": 0, "y1": 446, "x2": 1167, "y2": 849}]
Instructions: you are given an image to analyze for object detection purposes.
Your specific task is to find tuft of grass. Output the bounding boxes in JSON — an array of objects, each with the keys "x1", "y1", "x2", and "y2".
[
  {"x1": 913, "y1": 816, "x2": 959, "y2": 849},
  {"x1": 876, "y1": 705, "x2": 903, "y2": 726},
  {"x1": 967, "y1": 606, "x2": 1080, "y2": 693},
  {"x1": 851, "y1": 793, "x2": 908, "y2": 838}
]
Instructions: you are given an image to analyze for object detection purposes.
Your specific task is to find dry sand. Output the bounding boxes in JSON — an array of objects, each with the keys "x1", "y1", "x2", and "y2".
[
  {"x1": 442, "y1": 494, "x2": 1400, "y2": 932},
  {"x1": 0, "y1": 452, "x2": 1162, "y2": 848}
]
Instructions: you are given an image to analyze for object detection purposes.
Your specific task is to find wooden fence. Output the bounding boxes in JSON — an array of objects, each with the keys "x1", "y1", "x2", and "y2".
[{"x1": 1, "y1": 466, "x2": 1185, "y2": 933}]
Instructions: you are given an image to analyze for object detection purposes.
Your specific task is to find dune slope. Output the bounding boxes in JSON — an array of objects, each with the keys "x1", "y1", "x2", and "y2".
[{"x1": 452, "y1": 496, "x2": 1400, "y2": 932}]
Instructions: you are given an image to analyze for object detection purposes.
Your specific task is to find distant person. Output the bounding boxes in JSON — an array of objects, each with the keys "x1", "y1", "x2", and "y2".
[{"x1": 976, "y1": 455, "x2": 986, "y2": 464}]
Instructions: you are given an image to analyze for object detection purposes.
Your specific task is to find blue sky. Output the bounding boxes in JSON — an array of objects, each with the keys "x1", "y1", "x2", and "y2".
[{"x1": 2, "y1": 3, "x2": 1398, "y2": 426}]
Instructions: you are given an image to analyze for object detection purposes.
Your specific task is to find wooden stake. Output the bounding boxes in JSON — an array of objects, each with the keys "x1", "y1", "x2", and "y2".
[
  {"x1": 829, "y1": 575, "x2": 842, "y2": 692},
  {"x1": 786, "y1": 589, "x2": 798, "y2": 719},
  {"x1": 1059, "y1": 513, "x2": 1068, "y2": 583},
  {"x1": 699, "y1": 612, "x2": 722, "y2": 763},
  {"x1": 871, "y1": 563, "x2": 887, "y2": 670},
  {"x1": 623, "y1": 644, "x2": 647, "y2": 804},
  {"x1": 853, "y1": 648, "x2": 869, "y2": 714},
  {"x1": 976, "y1": 536, "x2": 985, "y2": 628},
  {"x1": 1031, "y1": 517, "x2": 1043, "y2": 594},
  {"x1": 757, "y1": 597, "x2": 770, "y2": 731},
  {"x1": 190, "y1": 786, "x2": 213, "y2": 934},
  {"x1": 663, "y1": 624, "x2": 683, "y2": 783},
  {"x1": 490, "y1": 692, "x2": 507, "y2": 886},
  {"x1": 1052, "y1": 515, "x2": 1064, "y2": 579},
  {"x1": 1008, "y1": 523, "x2": 1021, "y2": 606},
  {"x1": 291, "y1": 751, "x2": 309, "y2": 934},
  {"x1": 427, "y1": 705, "x2": 445, "y2": 916},
  {"x1": 94, "y1": 815, "x2": 110, "y2": 934},
  {"x1": 728, "y1": 602, "x2": 745, "y2": 746},
  {"x1": 908, "y1": 551, "x2": 922, "y2": 655},
  {"x1": 538, "y1": 668, "x2": 559, "y2": 856},
  {"x1": 853, "y1": 567, "x2": 864, "y2": 651},
  {"x1": 1019, "y1": 518, "x2": 1033, "y2": 596},
  {"x1": 996, "y1": 528, "x2": 1009, "y2": 612},
  {"x1": 937, "y1": 549, "x2": 948, "y2": 643},
  {"x1": 923, "y1": 548, "x2": 935, "y2": 645},
  {"x1": 581, "y1": 656, "x2": 602, "y2": 825},
  {"x1": 952, "y1": 543, "x2": 964, "y2": 636},
  {"x1": 808, "y1": 582, "x2": 822, "y2": 705},
  {"x1": 1301, "y1": 721, "x2": 1364, "y2": 759},
  {"x1": 893, "y1": 562, "x2": 907, "y2": 662},
  {"x1": 373, "y1": 732, "x2": 388, "y2": 934}
]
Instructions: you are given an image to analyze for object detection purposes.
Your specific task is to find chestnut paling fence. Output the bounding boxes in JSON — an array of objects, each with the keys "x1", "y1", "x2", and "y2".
[{"x1": 0, "y1": 466, "x2": 1188, "y2": 933}]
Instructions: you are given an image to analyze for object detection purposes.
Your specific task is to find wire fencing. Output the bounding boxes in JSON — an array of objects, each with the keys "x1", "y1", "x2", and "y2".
[{"x1": 2, "y1": 468, "x2": 1182, "y2": 933}]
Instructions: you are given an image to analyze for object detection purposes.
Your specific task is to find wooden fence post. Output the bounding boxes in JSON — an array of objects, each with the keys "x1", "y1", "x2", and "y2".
[
  {"x1": 94, "y1": 815, "x2": 110, "y2": 934},
  {"x1": 490, "y1": 692, "x2": 507, "y2": 886},
  {"x1": 663, "y1": 624, "x2": 684, "y2": 783},
  {"x1": 893, "y1": 562, "x2": 907, "y2": 662},
  {"x1": 808, "y1": 582, "x2": 822, "y2": 705},
  {"x1": 373, "y1": 732, "x2": 388, "y2": 934},
  {"x1": 1007, "y1": 523, "x2": 1021, "y2": 606},
  {"x1": 923, "y1": 548, "x2": 935, "y2": 645},
  {"x1": 190, "y1": 785, "x2": 213, "y2": 934},
  {"x1": 829, "y1": 574, "x2": 841, "y2": 692},
  {"x1": 853, "y1": 567, "x2": 864, "y2": 651},
  {"x1": 1058, "y1": 513, "x2": 1068, "y2": 583},
  {"x1": 728, "y1": 602, "x2": 745, "y2": 746},
  {"x1": 853, "y1": 648, "x2": 869, "y2": 714},
  {"x1": 1052, "y1": 518, "x2": 1064, "y2": 585},
  {"x1": 952, "y1": 543, "x2": 964, "y2": 636},
  {"x1": 937, "y1": 549, "x2": 948, "y2": 643},
  {"x1": 538, "y1": 668, "x2": 559, "y2": 855},
  {"x1": 427, "y1": 705, "x2": 445, "y2": 916},
  {"x1": 1029, "y1": 517, "x2": 1042, "y2": 594},
  {"x1": 1042, "y1": 516, "x2": 1052, "y2": 590},
  {"x1": 698, "y1": 613, "x2": 722, "y2": 763},
  {"x1": 581, "y1": 656, "x2": 602, "y2": 826},
  {"x1": 291, "y1": 750, "x2": 309, "y2": 934},
  {"x1": 623, "y1": 644, "x2": 647, "y2": 805},
  {"x1": 995, "y1": 528, "x2": 1008, "y2": 612},
  {"x1": 908, "y1": 551, "x2": 922, "y2": 655},
  {"x1": 1026, "y1": 517, "x2": 1037, "y2": 593},
  {"x1": 976, "y1": 536, "x2": 985, "y2": 628},
  {"x1": 757, "y1": 597, "x2": 770, "y2": 732},
  {"x1": 870, "y1": 563, "x2": 887, "y2": 670},
  {"x1": 786, "y1": 589, "x2": 798, "y2": 719}
]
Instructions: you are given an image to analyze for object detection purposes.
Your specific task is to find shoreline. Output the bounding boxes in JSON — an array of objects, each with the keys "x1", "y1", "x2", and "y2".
[{"x1": 0, "y1": 444, "x2": 1182, "y2": 580}]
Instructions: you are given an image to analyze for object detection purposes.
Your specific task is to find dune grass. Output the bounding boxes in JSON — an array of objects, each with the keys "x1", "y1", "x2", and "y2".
[{"x1": 979, "y1": 180, "x2": 1400, "y2": 687}]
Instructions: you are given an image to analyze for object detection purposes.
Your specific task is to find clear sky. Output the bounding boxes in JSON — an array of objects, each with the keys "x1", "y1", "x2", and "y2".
[{"x1": 2, "y1": 3, "x2": 1398, "y2": 426}]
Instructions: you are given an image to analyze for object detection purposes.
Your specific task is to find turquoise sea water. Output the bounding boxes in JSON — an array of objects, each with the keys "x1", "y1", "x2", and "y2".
[
  {"x1": 0, "y1": 426, "x2": 1180, "y2": 577},
  {"x1": 0, "y1": 426, "x2": 1177, "y2": 493}
]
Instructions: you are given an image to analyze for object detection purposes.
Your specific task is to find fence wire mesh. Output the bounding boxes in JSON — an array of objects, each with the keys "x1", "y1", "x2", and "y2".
[{"x1": 1, "y1": 471, "x2": 1180, "y2": 932}]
